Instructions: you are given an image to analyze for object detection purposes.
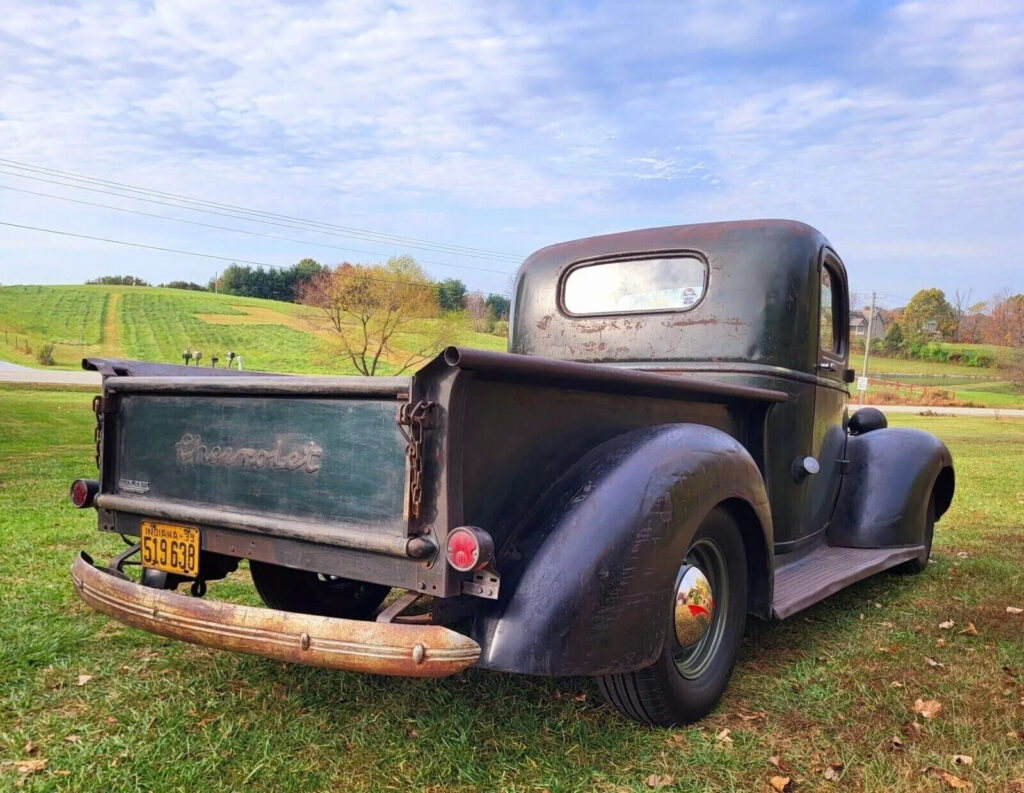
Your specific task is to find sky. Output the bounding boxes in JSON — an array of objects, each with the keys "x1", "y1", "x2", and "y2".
[{"x1": 1, "y1": 0, "x2": 1022, "y2": 308}]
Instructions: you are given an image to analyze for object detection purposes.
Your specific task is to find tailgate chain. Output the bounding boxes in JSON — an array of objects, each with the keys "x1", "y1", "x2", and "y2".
[
  {"x1": 92, "y1": 395, "x2": 103, "y2": 469},
  {"x1": 396, "y1": 400, "x2": 434, "y2": 519}
]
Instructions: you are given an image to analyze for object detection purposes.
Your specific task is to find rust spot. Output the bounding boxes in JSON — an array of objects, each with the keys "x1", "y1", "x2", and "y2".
[{"x1": 536, "y1": 315, "x2": 552, "y2": 330}]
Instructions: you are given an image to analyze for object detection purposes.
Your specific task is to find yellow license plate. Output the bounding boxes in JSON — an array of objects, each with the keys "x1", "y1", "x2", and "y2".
[{"x1": 140, "y1": 521, "x2": 200, "y2": 577}]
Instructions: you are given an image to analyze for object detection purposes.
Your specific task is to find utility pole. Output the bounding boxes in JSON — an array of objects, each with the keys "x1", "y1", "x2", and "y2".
[{"x1": 859, "y1": 291, "x2": 876, "y2": 405}]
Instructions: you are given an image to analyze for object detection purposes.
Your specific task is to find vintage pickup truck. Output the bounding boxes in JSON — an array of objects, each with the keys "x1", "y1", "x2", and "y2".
[{"x1": 70, "y1": 220, "x2": 954, "y2": 725}]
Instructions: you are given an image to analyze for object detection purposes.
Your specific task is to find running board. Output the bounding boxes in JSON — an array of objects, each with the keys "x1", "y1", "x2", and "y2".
[{"x1": 772, "y1": 545, "x2": 923, "y2": 619}]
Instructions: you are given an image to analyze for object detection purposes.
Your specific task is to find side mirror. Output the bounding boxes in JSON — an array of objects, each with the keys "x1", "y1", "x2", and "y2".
[{"x1": 842, "y1": 368, "x2": 855, "y2": 384}]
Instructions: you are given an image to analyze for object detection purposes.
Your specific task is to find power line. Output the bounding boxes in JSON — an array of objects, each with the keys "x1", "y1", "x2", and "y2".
[
  {"x1": 0, "y1": 219, "x2": 513, "y2": 296},
  {"x1": 0, "y1": 158, "x2": 525, "y2": 263},
  {"x1": 0, "y1": 184, "x2": 517, "y2": 278},
  {"x1": 0, "y1": 168, "x2": 522, "y2": 274}
]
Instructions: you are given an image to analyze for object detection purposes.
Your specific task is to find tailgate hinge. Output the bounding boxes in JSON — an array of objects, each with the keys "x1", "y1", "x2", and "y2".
[{"x1": 397, "y1": 400, "x2": 434, "y2": 519}]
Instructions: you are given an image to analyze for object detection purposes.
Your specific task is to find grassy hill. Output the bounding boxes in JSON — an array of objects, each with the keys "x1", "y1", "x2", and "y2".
[{"x1": 0, "y1": 285, "x2": 505, "y2": 375}]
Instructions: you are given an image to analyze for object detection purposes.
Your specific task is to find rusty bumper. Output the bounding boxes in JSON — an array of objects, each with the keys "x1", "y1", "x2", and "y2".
[{"x1": 71, "y1": 553, "x2": 480, "y2": 677}]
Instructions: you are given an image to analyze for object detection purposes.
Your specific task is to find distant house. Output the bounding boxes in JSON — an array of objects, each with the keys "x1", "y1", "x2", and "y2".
[{"x1": 849, "y1": 309, "x2": 886, "y2": 341}]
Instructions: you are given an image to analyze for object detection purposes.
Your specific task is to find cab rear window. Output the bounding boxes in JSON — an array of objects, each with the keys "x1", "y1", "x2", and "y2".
[{"x1": 562, "y1": 256, "x2": 708, "y2": 316}]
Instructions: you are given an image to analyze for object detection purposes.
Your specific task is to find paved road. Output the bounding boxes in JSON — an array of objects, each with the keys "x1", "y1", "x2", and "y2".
[
  {"x1": 0, "y1": 367, "x2": 101, "y2": 386},
  {"x1": 0, "y1": 360, "x2": 34, "y2": 371},
  {"x1": 863, "y1": 404, "x2": 1024, "y2": 418}
]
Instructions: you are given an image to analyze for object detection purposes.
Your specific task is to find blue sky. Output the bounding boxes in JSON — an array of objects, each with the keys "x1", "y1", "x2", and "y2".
[{"x1": 1, "y1": 0, "x2": 1021, "y2": 308}]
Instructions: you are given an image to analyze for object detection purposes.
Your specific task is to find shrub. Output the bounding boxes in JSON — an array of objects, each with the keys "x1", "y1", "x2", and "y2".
[
  {"x1": 36, "y1": 343, "x2": 56, "y2": 366},
  {"x1": 492, "y1": 319, "x2": 509, "y2": 338}
]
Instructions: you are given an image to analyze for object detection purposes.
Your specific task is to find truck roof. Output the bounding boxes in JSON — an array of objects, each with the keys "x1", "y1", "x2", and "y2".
[{"x1": 510, "y1": 219, "x2": 847, "y2": 373}]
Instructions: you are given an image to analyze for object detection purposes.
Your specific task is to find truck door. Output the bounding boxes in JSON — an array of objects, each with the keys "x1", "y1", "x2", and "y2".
[{"x1": 805, "y1": 253, "x2": 849, "y2": 536}]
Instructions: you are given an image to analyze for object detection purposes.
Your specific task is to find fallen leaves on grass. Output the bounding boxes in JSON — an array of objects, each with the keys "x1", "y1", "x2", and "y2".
[
  {"x1": 891, "y1": 680, "x2": 904, "y2": 688},
  {"x1": 958, "y1": 622, "x2": 979, "y2": 636},
  {"x1": 737, "y1": 710, "x2": 767, "y2": 722},
  {"x1": 768, "y1": 756, "x2": 792, "y2": 773},
  {"x1": 939, "y1": 620, "x2": 955, "y2": 630},
  {"x1": 715, "y1": 728, "x2": 732, "y2": 744},
  {"x1": 952, "y1": 755, "x2": 973, "y2": 766},
  {"x1": 646, "y1": 773, "x2": 674, "y2": 788},
  {"x1": 1007, "y1": 606, "x2": 1023, "y2": 615},
  {"x1": 927, "y1": 767, "x2": 972, "y2": 789},
  {"x1": 14, "y1": 758, "x2": 47, "y2": 774},
  {"x1": 902, "y1": 721, "x2": 923, "y2": 740},
  {"x1": 23, "y1": 741, "x2": 35, "y2": 755},
  {"x1": 913, "y1": 699, "x2": 943, "y2": 719},
  {"x1": 884, "y1": 736, "x2": 905, "y2": 751},
  {"x1": 64, "y1": 735, "x2": 81, "y2": 744},
  {"x1": 925, "y1": 656, "x2": 945, "y2": 669},
  {"x1": 936, "y1": 638, "x2": 947, "y2": 648},
  {"x1": 76, "y1": 674, "x2": 92, "y2": 686},
  {"x1": 769, "y1": 775, "x2": 792, "y2": 791},
  {"x1": 824, "y1": 762, "x2": 843, "y2": 781}
]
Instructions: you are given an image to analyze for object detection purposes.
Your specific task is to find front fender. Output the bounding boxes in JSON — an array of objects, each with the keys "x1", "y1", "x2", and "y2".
[
  {"x1": 828, "y1": 427, "x2": 954, "y2": 549},
  {"x1": 472, "y1": 423, "x2": 772, "y2": 676}
]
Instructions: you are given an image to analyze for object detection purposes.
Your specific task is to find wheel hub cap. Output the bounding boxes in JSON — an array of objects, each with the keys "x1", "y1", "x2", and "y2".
[{"x1": 674, "y1": 565, "x2": 715, "y2": 648}]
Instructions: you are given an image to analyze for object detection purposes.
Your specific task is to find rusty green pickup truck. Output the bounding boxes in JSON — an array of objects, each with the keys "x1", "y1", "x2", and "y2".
[{"x1": 70, "y1": 220, "x2": 954, "y2": 725}]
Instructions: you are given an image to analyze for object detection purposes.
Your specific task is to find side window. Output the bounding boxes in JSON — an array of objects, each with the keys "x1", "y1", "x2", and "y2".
[{"x1": 819, "y1": 268, "x2": 835, "y2": 354}]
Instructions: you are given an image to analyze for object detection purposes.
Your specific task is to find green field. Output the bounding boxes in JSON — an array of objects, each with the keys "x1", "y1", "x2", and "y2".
[
  {"x1": 1, "y1": 385, "x2": 1022, "y2": 791},
  {"x1": 0, "y1": 285, "x2": 506, "y2": 375}
]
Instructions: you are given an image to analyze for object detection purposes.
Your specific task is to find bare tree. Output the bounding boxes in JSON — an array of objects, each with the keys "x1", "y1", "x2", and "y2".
[
  {"x1": 951, "y1": 288, "x2": 972, "y2": 343},
  {"x1": 465, "y1": 292, "x2": 487, "y2": 331},
  {"x1": 297, "y1": 256, "x2": 453, "y2": 376}
]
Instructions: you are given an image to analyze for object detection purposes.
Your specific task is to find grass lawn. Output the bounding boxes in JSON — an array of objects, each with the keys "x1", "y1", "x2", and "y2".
[{"x1": 1, "y1": 386, "x2": 1022, "y2": 791}]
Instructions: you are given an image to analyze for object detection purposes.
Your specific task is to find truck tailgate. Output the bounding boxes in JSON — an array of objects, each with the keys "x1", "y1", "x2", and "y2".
[{"x1": 101, "y1": 376, "x2": 412, "y2": 541}]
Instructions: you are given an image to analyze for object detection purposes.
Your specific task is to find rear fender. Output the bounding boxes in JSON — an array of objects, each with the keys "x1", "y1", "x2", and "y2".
[
  {"x1": 829, "y1": 427, "x2": 954, "y2": 548},
  {"x1": 472, "y1": 424, "x2": 772, "y2": 676}
]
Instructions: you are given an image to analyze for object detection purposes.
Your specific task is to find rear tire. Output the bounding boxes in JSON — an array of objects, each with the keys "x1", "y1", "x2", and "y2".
[
  {"x1": 596, "y1": 506, "x2": 748, "y2": 726},
  {"x1": 249, "y1": 560, "x2": 390, "y2": 619},
  {"x1": 892, "y1": 493, "x2": 936, "y2": 575}
]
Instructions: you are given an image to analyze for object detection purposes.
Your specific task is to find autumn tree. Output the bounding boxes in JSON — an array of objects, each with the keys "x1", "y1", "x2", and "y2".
[
  {"x1": 988, "y1": 293, "x2": 1024, "y2": 348},
  {"x1": 297, "y1": 256, "x2": 453, "y2": 376},
  {"x1": 902, "y1": 288, "x2": 956, "y2": 344}
]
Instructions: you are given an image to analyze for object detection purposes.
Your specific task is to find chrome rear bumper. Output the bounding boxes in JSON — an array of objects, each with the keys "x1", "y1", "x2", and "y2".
[{"x1": 71, "y1": 553, "x2": 480, "y2": 677}]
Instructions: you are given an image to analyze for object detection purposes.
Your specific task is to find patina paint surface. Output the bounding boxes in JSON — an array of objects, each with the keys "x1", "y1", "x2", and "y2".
[{"x1": 115, "y1": 395, "x2": 407, "y2": 529}]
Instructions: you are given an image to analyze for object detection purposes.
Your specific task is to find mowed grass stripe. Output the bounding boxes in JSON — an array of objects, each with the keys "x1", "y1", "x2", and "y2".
[{"x1": 0, "y1": 386, "x2": 1021, "y2": 791}]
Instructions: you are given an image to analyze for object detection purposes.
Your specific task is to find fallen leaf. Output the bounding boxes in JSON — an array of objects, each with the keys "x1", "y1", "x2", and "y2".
[
  {"x1": 958, "y1": 622, "x2": 979, "y2": 636},
  {"x1": 939, "y1": 620, "x2": 955, "y2": 630},
  {"x1": 669, "y1": 733, "x2": 688, "y2": 745},
  {"x1": 737, "y1": 710, "x2": 767, "y2": 722},
  {"x1": 956, "y1": 551, "x2": 969, "y2": 559},
  {"x1": 1007, "y1": 606, "x2": 1023, "y2": 615},
  {"x1": 769, "y1": 775, "x2": 791, "y2": 791},
  {"x1": 902, "y1": 720, "x2": 923, "y2": 740},
  {"x1": 768, "y1": 756, "x2": 792, "y2": 772},
  {"x1": 824, "y1": 762, "x2": 843, "y2": 781},
  {"x1": 936, "y1": 638, "x2": 947, "y2": 648},
  {"x1": 54, "y1": 770, "x2": 70, "y2": 777},
  {"x1": 925, "y1": 656, "x2": 945, "y2": 669},
  {"x1": 64, "y1": 735, "x2": 81, "y2": 744},
  {"x1": 715, "y1": 728, "x2": 733, "y2": 744},
  {"x1": 885, "y1": 736, "x2": 905, "y2": 751},
  {"x1": 15, "y1": 759, "x2": 47, "y2": 774},
  {"x1": 573, "y1": 693, "x2": 587, "y2": 702},
  {"x1": 914, "y1": 699, "x2": 943, "y2": 719},
  {"x1": 645, "y1": 773, "x2": 674, "y2": 788},
  {"x1": 23, "y1": 741, "x2": 35, "y2": 755},
  {"x1": 952, "y1": 755, "x2": 973, "y2": 766},
  {"x1": 928, "y1": 767, "x2": 972, "y2": 789},
  {"x1": 76, "y1": 674, "x2": 92, "y2": 687}
]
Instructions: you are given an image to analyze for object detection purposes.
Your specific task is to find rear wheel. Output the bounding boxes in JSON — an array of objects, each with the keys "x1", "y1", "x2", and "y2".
[
  {"x1": 249, "y1": 560, "x2": 390, "y2": 619},
  {"x1": 892, "y1": 493, "x2": 936, "y2": 575},
  {"x1": 597, "y1": 507, "x2": 748, "y2": 726}
]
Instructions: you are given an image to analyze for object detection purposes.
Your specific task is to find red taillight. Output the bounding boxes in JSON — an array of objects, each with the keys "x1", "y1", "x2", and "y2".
[
  {"x1": 69, "y1": 479, "x2": 98, "y2": 509},
  {"x1": 445, "y1": 526, "x2": 494, "y2": 572}
]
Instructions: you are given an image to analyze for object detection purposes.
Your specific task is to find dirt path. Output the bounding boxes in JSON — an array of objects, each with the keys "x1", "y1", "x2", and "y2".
[{"x1": 102, "y1": 292, "x2": 124, "y2": 357}]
